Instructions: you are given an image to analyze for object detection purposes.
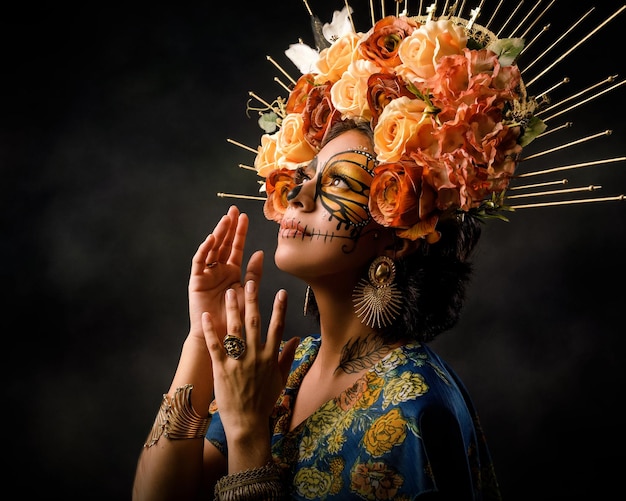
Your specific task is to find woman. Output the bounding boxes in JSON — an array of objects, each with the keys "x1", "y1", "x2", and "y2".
[{"x1": 132, "y1": 119, "x2": 501, "y2": 500}]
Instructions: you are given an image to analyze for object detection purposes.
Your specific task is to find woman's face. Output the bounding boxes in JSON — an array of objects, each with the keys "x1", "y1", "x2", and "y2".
[{"x1": 274, "y1": 129, "x2": 390, "y2": 283}]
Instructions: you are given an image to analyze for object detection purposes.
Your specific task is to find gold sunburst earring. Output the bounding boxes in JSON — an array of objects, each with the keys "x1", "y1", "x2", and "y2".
[{"x1": 353, "y1": 256, "x2": 403, "y2": 329}]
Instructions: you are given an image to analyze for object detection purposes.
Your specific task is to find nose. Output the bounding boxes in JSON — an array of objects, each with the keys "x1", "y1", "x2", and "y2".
[{"x1": 287, "y1": 176, "x2": 316, "y2": 211}]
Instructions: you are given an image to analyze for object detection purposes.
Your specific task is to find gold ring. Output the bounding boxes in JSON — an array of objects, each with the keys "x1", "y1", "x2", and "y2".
[
  {"x1": 206, "y1": 261, "x2": 218, "y2": 268},
  {"x1": 223, "y1": 334, "x2": 246, "y2": 359}
]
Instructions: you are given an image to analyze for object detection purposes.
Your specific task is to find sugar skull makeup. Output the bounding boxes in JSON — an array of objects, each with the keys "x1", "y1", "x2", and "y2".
[{"x1": 282, "y1": 149, "x2": 377, "y2": 233}]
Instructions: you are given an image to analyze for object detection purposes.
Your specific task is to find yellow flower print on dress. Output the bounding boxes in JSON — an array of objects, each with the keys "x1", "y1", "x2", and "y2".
[
  {"x1": 298, "y1": 434, "x2": 317, "y2": 461},
  {"x1": 350, "y1": 459, "x2": 404, "y2": 501},
  {"x1": 293, "y1": 336, "x2": 316, "y2": 360},
  {"x1": 294, "y1": 467, "x2": 334, "y2": 499},
  {"x1": 374, "y1": 347, "x2": 410, "y2": 375},
  {"x1": 363, "y1": 407, "x2": 407, "y2": 457},
  {"x1": 327, "y1": 426, "x2": 348, "y2": 454},
  {"x1": 306, "y1": 407, "x2": 345, "y2": 447},
  {"x1": 382, "y1": 370, "x2": 429, "y2": 409}
]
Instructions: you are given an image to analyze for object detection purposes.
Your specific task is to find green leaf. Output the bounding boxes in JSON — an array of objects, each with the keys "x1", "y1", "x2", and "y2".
[
  {"x1": 487, "y1": 38, "x2": 525, "y2": 66},
  {"x1": 258, "y1": 112, "x2": 279, "y2": 133},
  {"x1": 519, "y1": 116, "x2": 547, "y2": 147}
]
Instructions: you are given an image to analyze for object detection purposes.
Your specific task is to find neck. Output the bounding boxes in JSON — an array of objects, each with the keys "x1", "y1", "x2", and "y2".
[{"x1": 308, "y1": 282, "x2": 399, "y2": 376}]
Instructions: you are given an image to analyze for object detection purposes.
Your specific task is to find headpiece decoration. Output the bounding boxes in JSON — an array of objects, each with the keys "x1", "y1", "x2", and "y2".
[{"x1": 221, "y1": 0, "x2": 625, "y2": 244}]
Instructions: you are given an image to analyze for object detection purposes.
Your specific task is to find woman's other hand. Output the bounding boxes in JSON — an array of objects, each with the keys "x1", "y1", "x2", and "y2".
[
  {"x1": 188, "y1": 205, "x2": 264, "y2": 342},
  {"x1": 202, "y1": 276, "x2": 299, "y2": 472}
]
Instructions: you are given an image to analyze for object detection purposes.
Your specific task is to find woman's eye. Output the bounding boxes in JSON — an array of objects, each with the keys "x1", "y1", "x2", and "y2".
[
  {"x1": 331, "y1": 176, "x2": 349, "y2": 188},
  {"x1": 294, "y1": 167, "x2": 311, "y2": 184}
]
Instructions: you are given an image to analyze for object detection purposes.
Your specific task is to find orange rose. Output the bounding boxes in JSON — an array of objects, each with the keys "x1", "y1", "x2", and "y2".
[
  {"x1": 286, "y1": 73, "x2": 316, "y2": 114},
  {"x1": 368, "y1": 153, "x2": 443, "y2": 242},
  {"x1": 301, "y1": 81, "x2": 341, "y2": 148},
  {"x1": 366, "y1": 72, "x2": 415, "y2": 128},
  {"x1": 359, "y1": 15, "x2": 419, "y2": 70},
  {"x1": 370, "y1": 159, "x2": 423, "y2": 228},
  {"x1": 263, "y1": 168, "x2": 297, "y2": 222}
]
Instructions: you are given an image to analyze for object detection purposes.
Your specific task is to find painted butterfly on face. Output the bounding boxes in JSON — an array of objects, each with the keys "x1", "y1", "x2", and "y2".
[{"x1": 315, "y1": 149, "x2": 377, "y2": 231}]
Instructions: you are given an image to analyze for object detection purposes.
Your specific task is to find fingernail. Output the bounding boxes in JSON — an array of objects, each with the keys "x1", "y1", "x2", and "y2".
[
  {"x1": 226, "y1": 288, "x2": 235, "y2": 300},
  {"x1": 278, "y1": 289, "x2": 287, "y2": 302},
  {"x1": 246, "y1": 280, "x2": 255, "y2": 293}
]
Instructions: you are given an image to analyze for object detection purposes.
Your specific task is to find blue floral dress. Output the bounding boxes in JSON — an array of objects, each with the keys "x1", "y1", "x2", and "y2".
[{"x1": 207, "y1": 334, "x2": 501, "y2": 500}]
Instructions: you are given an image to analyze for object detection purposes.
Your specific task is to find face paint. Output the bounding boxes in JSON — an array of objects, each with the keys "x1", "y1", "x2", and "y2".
[
  {"x1": 286, "y1": 157, "x2": 318, "y2": 202},
  {"x1": 315, "y1": 149, "x2": 377, "y2": 231}
]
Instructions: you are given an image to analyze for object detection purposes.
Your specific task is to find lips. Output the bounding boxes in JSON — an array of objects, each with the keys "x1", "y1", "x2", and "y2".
[{"x1": 280, "y1": 219, "x2": 309, "y2": 238}]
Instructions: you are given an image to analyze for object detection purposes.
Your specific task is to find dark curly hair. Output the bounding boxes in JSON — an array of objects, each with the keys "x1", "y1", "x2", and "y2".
[
  {"x1": 306, "y1": 119, "x2": 483, "y2": 343},
  {"x1": 389, "y1": 213, "x2": 481, "y2": 343}
]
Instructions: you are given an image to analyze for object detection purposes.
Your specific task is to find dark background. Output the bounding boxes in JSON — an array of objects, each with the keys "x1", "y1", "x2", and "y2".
[{"x1": 4, "y1": 1, "x2": 625, "y2": 499}]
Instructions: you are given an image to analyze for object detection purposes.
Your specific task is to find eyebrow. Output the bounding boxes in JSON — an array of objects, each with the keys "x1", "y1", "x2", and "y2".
[{"x1": 303, "y1": 156, "x2": 318, "y2": 176}]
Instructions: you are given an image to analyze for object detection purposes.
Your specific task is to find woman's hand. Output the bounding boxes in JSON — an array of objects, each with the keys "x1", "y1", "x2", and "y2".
[
  {"x1": 188, "y1": 205, "x2": 263, "y2": 342},
  {"x1": 202, "y1": 275, "x2": 299, "y2": 471}
]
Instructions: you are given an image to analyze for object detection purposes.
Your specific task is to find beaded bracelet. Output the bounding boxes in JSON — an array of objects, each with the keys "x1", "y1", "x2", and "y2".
[{"x1": 143, "y1": 384, "x2": 211, "y2": 448}]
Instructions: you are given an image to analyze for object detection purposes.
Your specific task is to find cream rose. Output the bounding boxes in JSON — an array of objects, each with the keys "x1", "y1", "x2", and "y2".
[
  {"x1": 330, "y1": 59, "x2": 380, "y2": 121},
  {"x1": 254, "y1": 133, "x2": 278, "y2": 178},
  {"x1": 396, "y1": 19, "x2": 467, "y2": 83},
  {"x1": 373, "y1": 96, "x2": 429, "y2": 163},
  {"x1": 274, "y1": 113, "x2": 317, "y2": 170},
  {"x1": 315, "y1": 31, "x2": 363, "y2": 83}
]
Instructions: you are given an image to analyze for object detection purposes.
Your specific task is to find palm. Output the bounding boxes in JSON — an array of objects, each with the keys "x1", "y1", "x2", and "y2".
[{"x1": 187, "y1": 206, "x2": 263, "y2": 340}]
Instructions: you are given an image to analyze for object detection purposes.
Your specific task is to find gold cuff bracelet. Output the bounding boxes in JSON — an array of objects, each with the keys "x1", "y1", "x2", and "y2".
[{"x1": 143, "y1": 384, "x2": 210, "y2": 448}]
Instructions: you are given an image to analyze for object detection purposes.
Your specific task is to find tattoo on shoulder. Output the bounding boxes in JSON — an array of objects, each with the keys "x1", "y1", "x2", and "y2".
[{"x1": 336, "y1": 333, "x2": 392, "y2": 374}]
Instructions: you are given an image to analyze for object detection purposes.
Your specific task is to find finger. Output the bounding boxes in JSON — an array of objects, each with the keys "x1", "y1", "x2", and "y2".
[
  {"x1": 216, "y1": 206, "x2": 242, "y2": 265},
  {"x1": 225, "y1": 287, "x2": 244, "y2": 340},
  {"x1": 202, "y1": 312, "x2": 226, "y2": 363},
  {"x1": 192, "y1": 233, "x2": 216, "y2": 272},
  {"x1": 224, "y1": 211, "x2": 249, "y2": 268},
  {"x1": 244, "y1": 250, "x2": 264, "y2": 285},
  {"x1": 244, "y1": 280, "x2": 262, "y2": 355},
  {"x1": 278, "y1": 337, "x2": 300, "y2": 384},
  {"x1": 265, "y1": 289, "x2": 288, "y2": 357},
  {"x1": 197, "y1": 214, "x2": 231, "y2": 268}
]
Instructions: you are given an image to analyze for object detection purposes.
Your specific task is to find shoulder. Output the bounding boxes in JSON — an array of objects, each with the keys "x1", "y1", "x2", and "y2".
[{"x1": 372, "y1": 343, "x2": 474, "y2": 418}]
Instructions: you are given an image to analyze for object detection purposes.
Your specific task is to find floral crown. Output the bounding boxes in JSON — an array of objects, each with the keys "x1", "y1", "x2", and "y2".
[{"x1": 222, "y1": 1, "x2": 625, "y2": 244}]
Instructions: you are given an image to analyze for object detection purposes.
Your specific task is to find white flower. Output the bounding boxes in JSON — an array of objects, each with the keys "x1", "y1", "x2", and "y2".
[
  {"x1": 322, "y1": 5, "x2": 353, "y2": 43},
  {"x1": 285, "y1": 42, "x2": 320, "y2": 74}
]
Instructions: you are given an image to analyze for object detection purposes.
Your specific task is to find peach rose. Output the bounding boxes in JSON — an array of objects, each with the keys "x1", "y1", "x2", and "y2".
[
  {"x1": 254, "y1": 132, "x2": 278, "y2": 178},
  {"x1": 274, "y1": 113, "x2": 317, "y2": 170},
  {"x1": 315, "y1": 31, "x2": 362, "y2": 83},
  {"x1": 396, "y1": 19, "x2": 467, "y2": 83},
  {"x1": 331, "y1": 59, "x2": 381, "y2": 121},
  {"x1": 373, "y1": 96, "x2": 429, "y2": 163}
]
